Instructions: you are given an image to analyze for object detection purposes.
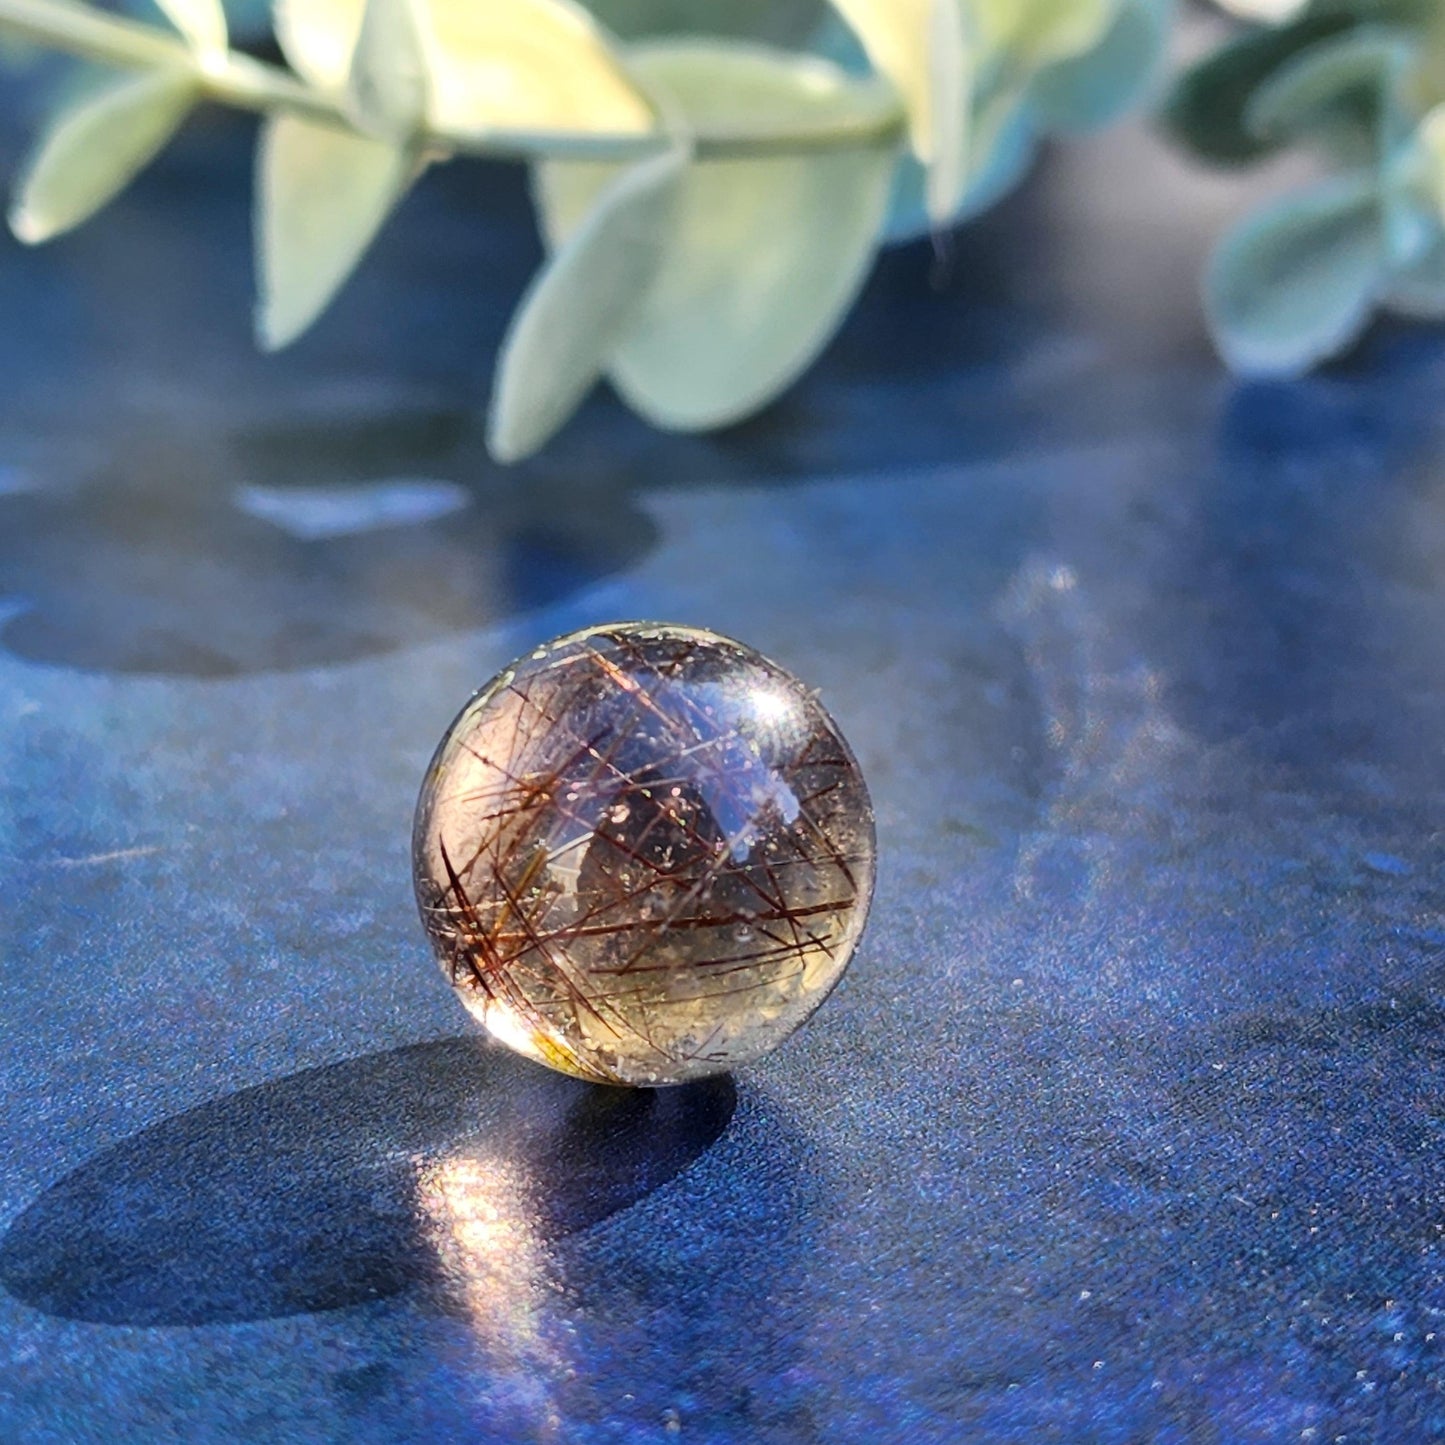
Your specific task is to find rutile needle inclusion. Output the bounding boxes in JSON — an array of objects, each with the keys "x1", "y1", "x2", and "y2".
[{"x1": 413, "y1": 623, "x2": 875, "y2": 1086}]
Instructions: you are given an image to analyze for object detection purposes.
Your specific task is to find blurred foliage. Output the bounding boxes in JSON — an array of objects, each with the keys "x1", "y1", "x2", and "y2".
[
  {"x1": 0, "y1": 0, "x2": 1180, "y2": 458},
  {"x1": 1175, "y1": 0, "x2": 1445, "y2": 375},
  {"x1": 581, "y1": 0, "x2": 827, "y2": 46},
  {"x1": 12, "y1": 0, "x2": 1445, "y2": 450}
]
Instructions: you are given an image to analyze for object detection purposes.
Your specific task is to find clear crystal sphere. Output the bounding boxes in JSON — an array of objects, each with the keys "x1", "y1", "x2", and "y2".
[{"x1": 412, "y1": 623, "x2": 875, "y2": 1086}]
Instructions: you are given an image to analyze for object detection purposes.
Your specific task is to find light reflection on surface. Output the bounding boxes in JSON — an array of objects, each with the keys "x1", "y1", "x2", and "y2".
[
  {"x1": 1002, "y1": 554, "x2": 1188, "y2": 919},
  {"x1": 413, "y1": 1147, "x2": 568, "y2": 1428}
]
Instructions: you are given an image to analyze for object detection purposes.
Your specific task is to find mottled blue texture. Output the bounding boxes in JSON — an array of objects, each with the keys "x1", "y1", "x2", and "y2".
[{"x1": 5, "y1": 45, "x2": 1445, "y2": 1444}]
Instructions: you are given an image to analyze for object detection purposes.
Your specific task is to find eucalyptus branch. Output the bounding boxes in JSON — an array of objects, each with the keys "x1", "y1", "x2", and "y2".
[
  {"x1": 1166, "y1": 3, "x2": 1445, "y2": 378},
  {"x1": 0, "y1": 0, "x2": 1170, "y2": 461},
  {"x1": 0, "y1": 0, "x2": 906, "y2": 161}
]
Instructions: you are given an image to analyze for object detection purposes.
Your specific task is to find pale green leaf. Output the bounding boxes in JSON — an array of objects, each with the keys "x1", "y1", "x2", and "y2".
[
  {"x1": 964, "y1": 89, "x2": 1035, "y2": 207},
  {"x1": 824, "y1": 0, "x2": 969, "y2": 185},
  {"x1": 9, "y1": 69, "x2": 197, "y2": 244},
  {"x1": 888, "y1": 83, "x2": 1041, "y2": 242},
  {"x1": 1381, "y1": 175, "x2": 1435, "y2": 273},
  {"x1": 972, "y1": 0, "x2": 1120, "y2": 72},
  {"x1": 1383, "y1": 223, "x2": 1445, "y2": 318},
  {"x1": 255, "y1": 113, "x2": 413, "y2": 350},
  {"x1": 1416, "y1": 103, "x2": 1445, "y2": 216},
  {"x1": 489, "y1": 144, "x2": 685, "y2": 462},
  {"x1": 925, "y1": 0, "x2": 970, "y2": 221},
  {"x1": 1161, "y1": 12, "x2": 1352, "y2": 164},
  {"x1": 1206, "y1": 175, "x2": 1385, "y2": 376},
  {"x1": 1377, "y1": 104, "x2": 1445, "y2": 288},
  {"x1": 1030, "y1": 0, "x2": 1173, "y2": 134},
  {"x1": 275, "y1": 0, "x2": 364, "y2": 90},
  {"x1": 1377, "y1": 106, "x2": 1439, "y2": 273},
  {"x1": 347, "y1": 0, "x2": 428, "y2": 140},
  {"x1": 1244, "y1": 26, "x2": 1413, "y2": 144},
  {"x1": 581, "y1": 0, "x2": 825, "y2": 43},
  {"x1": 964, "y1": 106, "x2": 1038, "y2": 228},
  {"x1": 534, "y1": 42, "x2": 897, "y2": 431},
  {"x1": 277, "y1": 0, "x2": 654, "y2": 136},
  {"x1": 1215, "y1": 0, "x2": 1309, "y2": 22},
  {"x1": 153, "y1": 0, "x2": 228, "y2": 69},
  {"x1": 871, "y1": 0, "x2": 1143, "y2": 231},
  {"x1": 421, "y1": 0, "x2": 654, "y2": 134}
]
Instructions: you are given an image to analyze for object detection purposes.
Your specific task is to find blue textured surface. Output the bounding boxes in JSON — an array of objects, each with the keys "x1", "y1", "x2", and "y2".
[{"x1": 6, "y1": 51, "x2": 1445, "y2": 1444}]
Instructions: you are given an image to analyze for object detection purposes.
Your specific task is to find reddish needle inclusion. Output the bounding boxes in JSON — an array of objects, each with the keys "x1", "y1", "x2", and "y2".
[{"x1": 413, "y1": 622, "x2": 875, "y2": 1086}]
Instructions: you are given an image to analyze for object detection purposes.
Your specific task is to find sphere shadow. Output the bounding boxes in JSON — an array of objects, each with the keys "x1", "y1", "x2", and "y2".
[
  {"x1": 0, "y1": 1037, "x2": 735, "y2": 1327},
  {"x1": 537, "y1": 1084, "x2": 834, "y2": 1444}
]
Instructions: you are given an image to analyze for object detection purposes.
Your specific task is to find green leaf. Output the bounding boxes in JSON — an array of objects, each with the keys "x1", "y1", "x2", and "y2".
[
  {"x1": 1372, "y1": 108, "x2": 1445, "y2": 276},
  {"x1": 1030, "y1": 0, "x2": 1173, "y2": 135},
  {"x1": 823, "y1": 0, "x2": 968, "y2": 184},
  {"x1": 1244, "y1": 26, "x2": 1412, "y2": 145},
  {"x1": 255, "y1": 114, "x2": 414, "y2": 350},
  {"x1": 273, "y1": 0, "x2": 365, "y2": 91},
  {"x1": 9, "y1": 68, "x2": 197, "y2": 244},
  {"x1": 489, "y1": 144, "x2": 685, "y2": 461},
  {"x1": 925, "y1": 0, "x2": 970, "y2": 221},
  {"x1": 908, "y1": 89, "x2": 1033, "y2": 237},
  {"x1": 956, "y1": 94, "x2": 1038, "y2": 217},
  {"x1": 276, "y1": 0, "x2": 654, "y2": 137},
  {"x1": 347, "y1": 0, "x2": 429, "y2": 141},
  {"x1": 1205, "y1": 175, "x2": 1385, "y2": 376},
  {"x1": 1414, "y1": 102, "x2": 1445, "y2": 216},
  {"x1": 418, "y1": 0, "x2": 654, "y2": 136},
  {"x1": 972, "y1": 0, "x2": 1119, "y2": 72},
  {"x1": 579, "y1": 0, "x2": 826, "y2": 44},
  {"x1": 880, "y1": 0, "x2": 1154, "y2": 235},
  {"x1": 1213, "y1": 0, "x2": 1308, "y2": 21},
  {"x1": 1161, "y1": 12, "x2": 1352, "y2": 164},
  {"x1": 152, "y1": 0, "x2": 228, "y2": 68},
  {"x1": 881, "y1": 97, "x2": 1036, "y2": 241},
  {"x1": 534, "y1": 42, "x2": 898, "y2": 431},
  {"x1": 1383, "y1": 222, "x2": 1445, "y2": 317}
]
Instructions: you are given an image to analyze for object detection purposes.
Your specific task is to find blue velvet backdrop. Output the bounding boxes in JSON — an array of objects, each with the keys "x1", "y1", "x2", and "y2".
[{"x1": 4, "y1": 27, "x2": 1445, "y2": 1444}]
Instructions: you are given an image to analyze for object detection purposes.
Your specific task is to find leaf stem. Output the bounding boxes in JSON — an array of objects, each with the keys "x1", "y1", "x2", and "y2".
[{"x1": 0, "y1": 0, "x2": 907, "y2": 161}]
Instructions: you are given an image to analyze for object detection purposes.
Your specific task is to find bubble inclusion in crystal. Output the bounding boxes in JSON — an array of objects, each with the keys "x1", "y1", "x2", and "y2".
[{"x1": 412, "y1": 622, "x2": 875, "y2": 1087}]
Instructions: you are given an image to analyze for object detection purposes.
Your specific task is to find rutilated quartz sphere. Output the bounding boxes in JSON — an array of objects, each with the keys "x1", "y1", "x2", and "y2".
[{"x1": 412, "y1": 622, "x2": 875, "y2": 1086}]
